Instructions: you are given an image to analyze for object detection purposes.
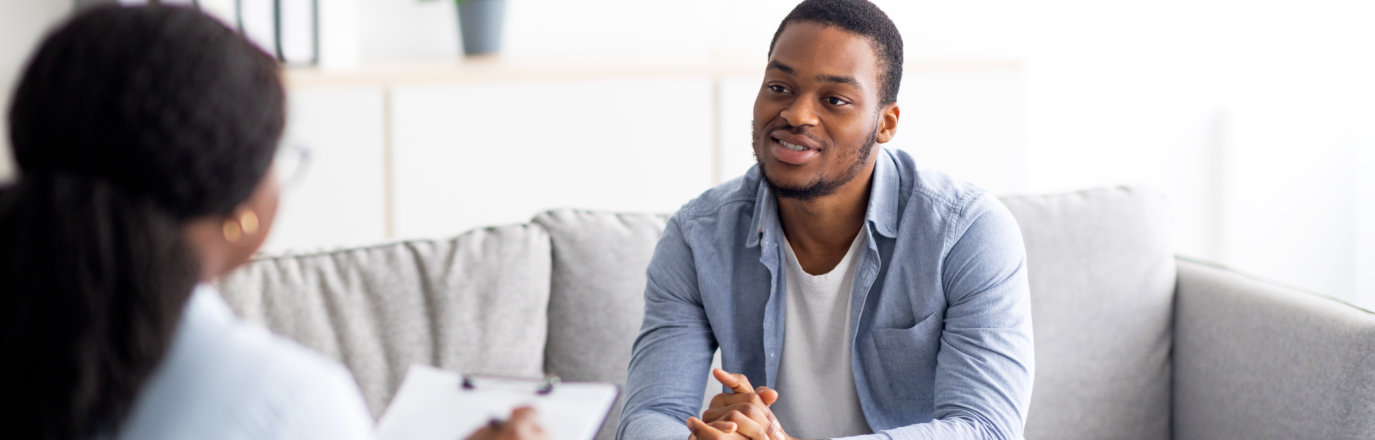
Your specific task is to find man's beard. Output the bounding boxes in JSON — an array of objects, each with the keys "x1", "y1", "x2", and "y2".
[{"x1": 752, "y1": 120, "x2": 878, "y2": 202}]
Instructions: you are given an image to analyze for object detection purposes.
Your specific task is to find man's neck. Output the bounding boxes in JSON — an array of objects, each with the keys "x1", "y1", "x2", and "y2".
[{"x1": 776, "y1": 167, "x2": 874, "y2": 275}]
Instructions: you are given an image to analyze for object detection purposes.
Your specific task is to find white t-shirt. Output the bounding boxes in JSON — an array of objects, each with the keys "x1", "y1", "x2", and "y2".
[
  {"x1": 772, "y1": 231, "x2": 872, "y2": 439},
  {"x1": 117, "y1": 284, "x2": 375, "y2": 439}
]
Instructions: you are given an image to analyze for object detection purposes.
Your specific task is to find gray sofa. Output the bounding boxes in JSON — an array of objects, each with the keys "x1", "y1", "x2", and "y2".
[{"x1": 217, "y1": 186, "x2": 1375, "y2": 440}]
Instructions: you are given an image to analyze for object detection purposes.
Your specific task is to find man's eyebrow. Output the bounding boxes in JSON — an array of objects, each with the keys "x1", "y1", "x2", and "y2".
[
  {"x1": 766, "y1": 61, "x2": 795, "y2": 75},
  {"x1": 767, "y1": 60, "x2": 860, "y2": 87},
  {"x1": 816, "y1": 74, "x2": 859, "y2": 87}
]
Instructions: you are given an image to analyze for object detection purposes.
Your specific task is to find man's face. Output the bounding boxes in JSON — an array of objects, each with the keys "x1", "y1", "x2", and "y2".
[{"x1": 753, "y1": 21, "x2": 887, "y2": 200}]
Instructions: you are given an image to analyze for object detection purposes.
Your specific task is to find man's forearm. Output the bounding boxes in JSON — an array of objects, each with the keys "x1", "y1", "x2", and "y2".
[
  {"x1": 619, "y1": 409, "x2": 694, "y2": 440},
  {"x1": 832, "y1": 415, "x2": 1012, "y2": 440}
]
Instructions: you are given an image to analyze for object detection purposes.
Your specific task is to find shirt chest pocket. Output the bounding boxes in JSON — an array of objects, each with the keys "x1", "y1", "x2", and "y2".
[{"x1": 862, "y1": 314, "x2": 942, "y2": 405}]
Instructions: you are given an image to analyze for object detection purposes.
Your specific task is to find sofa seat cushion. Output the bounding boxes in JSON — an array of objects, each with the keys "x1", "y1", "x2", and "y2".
[
  {"x1": 216, "y1": 224, "x2": 552, "y2": 416},
  {"x1": 1001, "y1": 187, "x2": 1176, "y2": 440}
]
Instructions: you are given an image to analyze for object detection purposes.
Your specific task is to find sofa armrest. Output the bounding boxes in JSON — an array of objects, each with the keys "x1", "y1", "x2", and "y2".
[{"x1": 1173, "y1": 258, "x2": 1375, "y2": 440}]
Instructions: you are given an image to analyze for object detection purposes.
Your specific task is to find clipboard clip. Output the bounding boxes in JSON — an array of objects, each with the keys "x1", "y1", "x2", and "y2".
[{"x1": 461, "y1": 374, "x2": 562, "y2": 396}]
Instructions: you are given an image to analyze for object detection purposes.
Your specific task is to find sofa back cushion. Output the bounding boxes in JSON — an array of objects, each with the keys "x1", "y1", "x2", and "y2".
[
  {"x1": 537, "y1": 188, "x2": 1177, "y2": 440},
  {"x1": 215, "y1": 186, "x2": 1177, "y2": 438},
  {"x1": 533, "y1": 210, "x2": 670, "y2": 440},
  {"x1": 215, "y1": 224, "x2": 552, "y2": 416},
  {"x1": 1001, "y1": 187, "x2": 1176, "y2": 440}
]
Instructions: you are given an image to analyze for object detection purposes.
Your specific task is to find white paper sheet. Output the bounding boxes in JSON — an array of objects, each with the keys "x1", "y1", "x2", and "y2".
[{"x1": 377, "y1": 364, "x2": 619, "y2": 440}]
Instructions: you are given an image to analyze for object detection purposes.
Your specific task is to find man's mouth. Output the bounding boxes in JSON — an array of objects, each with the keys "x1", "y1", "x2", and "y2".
[{"x1": 778, "y1": 139, "x2": 811, "y2": 152}]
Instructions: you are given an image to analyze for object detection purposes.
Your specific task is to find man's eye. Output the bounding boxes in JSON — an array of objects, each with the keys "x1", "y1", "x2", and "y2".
[
  {"x1": 827, "y1": 96, "x2": 848, "y2": 106},
  {"x1": 768, "y1": 85, "x2": 789, "y2": 93}
]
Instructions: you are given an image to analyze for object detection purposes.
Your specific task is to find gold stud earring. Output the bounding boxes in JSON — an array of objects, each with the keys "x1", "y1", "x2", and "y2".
[
  {"x1": 222, "y1": 210, "x2": 260, "y2": 243},
  {"x1": 239, "y1": 210, "x2": 259, "y2": 235}
]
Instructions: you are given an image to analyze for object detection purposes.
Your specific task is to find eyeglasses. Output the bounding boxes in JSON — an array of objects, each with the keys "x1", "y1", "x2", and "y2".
[{"x1": 272, "y1": 142, "x2": 312, "y2": 189}]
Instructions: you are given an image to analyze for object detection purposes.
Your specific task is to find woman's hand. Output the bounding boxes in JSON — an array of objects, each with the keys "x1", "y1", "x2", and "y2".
[{"x1": 465, "y1": 407, "x2": 548, "y2": 440}]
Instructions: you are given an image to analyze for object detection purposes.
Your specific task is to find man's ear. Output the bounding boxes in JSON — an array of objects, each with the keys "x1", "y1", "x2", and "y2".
[{"x1": 876, "y1": 102, "x2": 900, "y2": 144}]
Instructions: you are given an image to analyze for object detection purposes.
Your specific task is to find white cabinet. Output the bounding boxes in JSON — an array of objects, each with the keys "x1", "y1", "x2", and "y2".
[
  {"x1": 263, "y1": 87, "x2": 388, "y2": 253},
  {"x1": 270, "y1": 59, "x2": 1023, "y2": 252},
  {"x1": 390, "y1": 77, "x2": 715, "y2": 239}
]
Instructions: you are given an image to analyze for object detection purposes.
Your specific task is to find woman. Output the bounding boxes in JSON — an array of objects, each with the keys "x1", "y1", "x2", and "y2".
[{"x1": 0, "y1": 6, "x2": 543, "y2": 439}]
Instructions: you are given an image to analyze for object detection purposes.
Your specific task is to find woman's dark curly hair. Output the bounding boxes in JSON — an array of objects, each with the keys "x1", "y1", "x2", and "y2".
[{"x1": 0, "y1": 5, "x2": 284, "y2": 438}]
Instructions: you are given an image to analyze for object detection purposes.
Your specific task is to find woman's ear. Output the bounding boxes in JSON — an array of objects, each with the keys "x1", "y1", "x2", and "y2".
[
  {"x1": 185, "y1": 171, "x2": 281, "y2": 281},
  {"x1": 220, "y1": 171, "x2": 280, "y2": 274},
  {"x1": 876, "y1": 103, "x2": 900, "y2": 144},
  {"x1": 220, "y1": 209, "x2": 260, "y2": 244}
]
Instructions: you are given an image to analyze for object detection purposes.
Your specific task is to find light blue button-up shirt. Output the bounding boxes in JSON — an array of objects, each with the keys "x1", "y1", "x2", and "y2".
[{"x1": 618, "y1": 146, "x2": 1034, "y2": 440}]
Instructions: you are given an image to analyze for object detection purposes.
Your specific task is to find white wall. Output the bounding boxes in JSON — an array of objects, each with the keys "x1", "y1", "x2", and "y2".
[
  {"x1": 1007, "y1": 0, "x2": 1375, "y2": 306},
  {"x1": 1359, "y1": 116, "x2": 1375, "y2": 306},
  {"x1": 0, "y1": 1, "x2": 70, "y2": 182},
  {"x1": 351, "y1": 0, "x2": 1020, "y2": 62},
  {"x1": 2, "y1": 0, "x2": 1371, "y2": 307},
  {"x1": 340, "y1": 0, "x2": 1375, "y2": 307}
]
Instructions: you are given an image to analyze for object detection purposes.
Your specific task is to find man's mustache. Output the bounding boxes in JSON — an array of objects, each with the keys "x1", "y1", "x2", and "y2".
[{"x1": 755, "y1": 120, "x2": 828, "y2": 149}]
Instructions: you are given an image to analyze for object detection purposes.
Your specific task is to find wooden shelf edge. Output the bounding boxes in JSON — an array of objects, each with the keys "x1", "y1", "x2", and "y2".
[{"x1": 283, "y1": 57, "x2": 1022, "y2": 88}]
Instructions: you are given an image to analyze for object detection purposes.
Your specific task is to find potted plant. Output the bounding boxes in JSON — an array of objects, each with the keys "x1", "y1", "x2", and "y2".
[{"x1": 423, "y1": 0, "x2": 506, "y2": 56}]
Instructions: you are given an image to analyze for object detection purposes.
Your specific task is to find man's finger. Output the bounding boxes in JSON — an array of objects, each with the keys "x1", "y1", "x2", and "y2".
[
  {"x1": 756, "y1": 386, "x2": 779, "y2": 407},
  {"x1": 756, "y1": 391, "x2": 785, "y2": 440},
  {"x1": 708, "y1": 421, "x2": 738, "y2": 434},
  {"x1": 705, "y1": 391, "x2": 766, "y2": 419},
  {"x1": 688, "y1": 417, "x2": 726, "y2": 439},
  {"x1": 702, "y1": 400, "x2": 772, "y2": 425},
  {"x1": 769, "y1": 418, "x2": 787, "y2": 440},
  {"x1": 700, "y1": 405, "x2": 733, "y2": 424},
  {"x1": 724, "y1": 410, "x2": 774, "y2": 440},
  {"x1": 713, "y1": 368, "x2": 754, "y2": 394}
]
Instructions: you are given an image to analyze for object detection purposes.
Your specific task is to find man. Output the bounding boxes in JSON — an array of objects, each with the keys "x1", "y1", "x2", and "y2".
[{"x1": 617, "y1": 0, "x2": 1033, "y2": 439}]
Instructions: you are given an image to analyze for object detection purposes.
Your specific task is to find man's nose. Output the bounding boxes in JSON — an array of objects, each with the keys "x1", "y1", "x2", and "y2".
[{"x1": 779, "y1": 97, "x2": 820, "y2": 127}]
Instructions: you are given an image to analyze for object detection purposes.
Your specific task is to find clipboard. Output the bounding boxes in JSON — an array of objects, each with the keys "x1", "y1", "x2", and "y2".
[{"x1": 376, "y1": 364, "x2": 620, "y2": 440}]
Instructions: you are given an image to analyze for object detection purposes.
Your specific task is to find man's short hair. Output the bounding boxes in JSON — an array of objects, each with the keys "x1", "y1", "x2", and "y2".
[{"x1": 768, "y1": 0, "x2": 904, "y2": 105}]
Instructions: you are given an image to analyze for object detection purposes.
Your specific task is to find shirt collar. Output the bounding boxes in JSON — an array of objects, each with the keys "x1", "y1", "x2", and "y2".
[
  {"x1": 747, "y1": 176, "x2": 777, "y2": 248},
  {"x1": 866, "y1": 146, "x2": 900, "y2": 239},
  {"x1": 186, "y1": 283, "x2": 236, "y2": 327},
  {"x1": 747, "y1": 146, "x2": 901, "y2": 248}
]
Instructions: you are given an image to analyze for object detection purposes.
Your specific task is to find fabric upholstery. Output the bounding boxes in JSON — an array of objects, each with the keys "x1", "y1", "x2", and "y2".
[
  {"x1": 1173, "y1": 259, "x2": 1375, "y2": 440},
  {"x1": 215, "y1": 225, "x2": 551, "y2": 416},
  {"x1": 1000, "y1": 187, "x2": 1177, "y2": 440},
  {"x1": 533, "y1": 210, "x2": 670, "y2": 440},
  {"x1": 208, "y1": 186, "x2": 1375, "y2": 440}
]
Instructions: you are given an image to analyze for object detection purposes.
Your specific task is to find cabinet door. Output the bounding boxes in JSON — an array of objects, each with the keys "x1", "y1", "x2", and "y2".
[
  {"x1": 263, "y1": 87, "x2": 388, "y2": 253},
  {"x1": 391, "y1": 78, "x2": 715, "y2": 239}
]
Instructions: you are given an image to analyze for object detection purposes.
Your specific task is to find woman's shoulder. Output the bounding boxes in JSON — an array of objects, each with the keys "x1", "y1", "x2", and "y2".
[
  {"x1": 118, "y1": 286, "x2": 374, "y2": 439},
  {"x1": 174, "y1": 284, "x2": 357, "y2": 390}
]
